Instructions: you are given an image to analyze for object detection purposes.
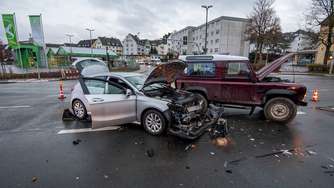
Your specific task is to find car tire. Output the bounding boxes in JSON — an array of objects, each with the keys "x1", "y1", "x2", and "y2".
[
  {"x1": 194, "y1": 93, "x2": 208, "y2": 113},
  {"x1": 264, "y1": 97, "x2": 297, "y2": 123},
  {"x1": 72, "y1": 99, "x2": 87, "y2": 120},
  {"x1": 142, "y1": 110, "x2": 166, "y2": 136}
]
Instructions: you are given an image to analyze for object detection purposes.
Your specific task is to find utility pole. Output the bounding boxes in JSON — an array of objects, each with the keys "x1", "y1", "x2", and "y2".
[
  {"x1": 86, "y1": 28, "x2": 94, "y2": 57},
  {"x1": 201, "y1": 5, "x2": 213, "y2": 54},
  {"x1": 65, "y1": 34, "x2": 74, "y2": 61}
]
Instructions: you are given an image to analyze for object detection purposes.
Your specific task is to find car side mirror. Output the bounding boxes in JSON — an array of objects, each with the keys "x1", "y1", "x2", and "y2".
[{"x1": 125, "y1": 89, "x2": 132, "y2": 97}]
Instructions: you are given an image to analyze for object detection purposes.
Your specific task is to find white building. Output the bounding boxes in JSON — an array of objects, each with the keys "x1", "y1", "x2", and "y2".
[
  {"x1": 168, "y1": 16, "x2": 250, "y2": 56},
  {"x1": 93, "y1": 37, "x2": 123, "y2": 55},
  {"x1": 122, "y1": 34, "x2": 145, "y2": 55}
]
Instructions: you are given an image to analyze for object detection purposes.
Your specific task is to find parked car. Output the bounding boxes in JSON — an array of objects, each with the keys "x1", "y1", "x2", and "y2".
[
  {"x1": 177, "y1": 54, "x2": 307, "y2": 123},
  {"x1": 68, "y1": 60, "x2": 225, "y2": 139}
]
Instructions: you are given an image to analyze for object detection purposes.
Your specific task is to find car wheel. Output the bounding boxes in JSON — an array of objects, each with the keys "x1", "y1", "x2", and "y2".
[
  {"x1": 142, "y1": 110, "x2": 166, "y2": 136},
  {"x1": 72, "y1": 99, "x2": 87, "y2": 120},
  {"x1": 194, "y1": 93, "x2": 208, "y2": 113},
  {"x1": 264, "y1": 97, "x2": 297, "y2": 123}
]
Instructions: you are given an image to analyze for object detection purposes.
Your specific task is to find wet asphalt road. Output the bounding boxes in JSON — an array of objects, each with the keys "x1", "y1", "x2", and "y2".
[{"x1": 0, "y1": 75, "x2": 333, "y2": 188}]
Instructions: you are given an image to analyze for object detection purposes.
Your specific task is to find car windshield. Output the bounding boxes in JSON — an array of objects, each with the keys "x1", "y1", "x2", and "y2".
[{"x1": 125, "y1": 75, "x2": 166, "y2": 90}]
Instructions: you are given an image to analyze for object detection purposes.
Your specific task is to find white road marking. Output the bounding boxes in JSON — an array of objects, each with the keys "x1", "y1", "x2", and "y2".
[
  {"x1": 0, "y1": 105, "x2": 31, "y2": 109},
  {"x1": 297, "y1": 111, "x2": 306, "y2": 115},
  {"x1": 57, "y1": 126, "x2": 120, "y2": 134}
]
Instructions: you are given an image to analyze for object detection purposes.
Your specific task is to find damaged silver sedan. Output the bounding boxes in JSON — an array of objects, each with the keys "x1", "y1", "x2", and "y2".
[{"x1": 68, "y1": 60, "x2": 226, "y2": 139}]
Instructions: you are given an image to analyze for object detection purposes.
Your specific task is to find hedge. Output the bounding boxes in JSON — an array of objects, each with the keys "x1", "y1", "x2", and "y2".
[{"x1": 307, "y1": 64, "x2": 329, "y2": 73}]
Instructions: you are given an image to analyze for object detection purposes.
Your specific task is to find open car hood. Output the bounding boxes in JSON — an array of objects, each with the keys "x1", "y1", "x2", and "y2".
[
  {"x1": 142, "y1": 61, "x2": 186, "y2": 88},
  {"x1": 256, "y1": 53, "x2": 295, "y2": 81}
]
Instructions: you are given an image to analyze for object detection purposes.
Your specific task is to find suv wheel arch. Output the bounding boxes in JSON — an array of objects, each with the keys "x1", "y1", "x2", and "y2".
[{"x1": 262, "y1": 89, "x2": 297, "y2": 106}]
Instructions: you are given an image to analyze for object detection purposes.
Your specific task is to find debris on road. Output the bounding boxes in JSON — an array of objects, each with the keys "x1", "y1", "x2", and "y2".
[
  {"x1": 307, "y1": 150, "x2": 317, "y2": 155},
  {"x1": 104, "y1": 175, "x2": 109, "y2": 179},
  {"x1": 225, "y1": 170, "x2": 233, "y2": 174},
  {"x1": 72, "y1": 139, "x2": 82, "y2": 145},
  {"x1": 184, "y1": 144, "x2": 196, "y2": 151},
  {"x1": 250, "y1": 138, "x2": 255, "y2": 141},
  {"x1": 31, "y1": 176, "x2": 38, "y2": 183},
  {"x1": 210, "y1": 152, "x2": 215, "y2": 156},
  {"x1": 146, "y1": 149, "x2": 155, "y2": 158},
  {"x1": 76, "y1": 177, "x2": 80, "y2": 180},
  {"x1": 281, "y1": 150, "x2": 293, "y2": 156},
  {"x1": 185, "y1": 166, "x2": 190, "y2": 170}
]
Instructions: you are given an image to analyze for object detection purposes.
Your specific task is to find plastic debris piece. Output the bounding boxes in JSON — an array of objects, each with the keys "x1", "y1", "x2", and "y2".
[
  {"x1": 210, "y1": 152, "x2": 215, "y2": 156},
  {"x1": 185, "y1": 166, "x2": 190, "y2": 170},
  {"x1": 184, "y1": 144, "x2": 196, "y2": 151},
  {"x1": 274, "y1": 154, "x2": 280, "y2": 158},
  {"x1": 32, "y1": 176, "x2": 38, "y2": 183},
  {"x1": 72, "y1": 139, "x2": 81, "y2": 145},
  {"x1": 104, "y1": 175, "x2": 109, "y2": 179},
  {"x1": 321, "y1": 165, "x2": 329, "y2": 169},
  {"x1": 329, "y1": 165, "x2": 334, "y2": 168},
  {"x1": 76, "y1": 177, "x2": 80, "y2": 180},
  {"x1": 307, "y1": 150, "x2": 317, "y2": 155},
  {"x1": 225, "y1": 170, "x2": 232, "y2": 174},
  {"x1": 250, "y1": 138, "x2": 255, "y2": 141},
  {"x1": 146, "y1": 149, "x2": 155, "y2": 158},
  {"x1": 282, "y1": 150, "x2": 293, "y2": 156},
  {"x1": 224, "y1": 161, "x2": 228, "y2": 168}
]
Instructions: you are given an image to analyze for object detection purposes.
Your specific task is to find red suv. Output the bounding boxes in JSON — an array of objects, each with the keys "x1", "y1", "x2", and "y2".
[{"x1": 176, "y1": 54, "x2": 307, "y2": 123}]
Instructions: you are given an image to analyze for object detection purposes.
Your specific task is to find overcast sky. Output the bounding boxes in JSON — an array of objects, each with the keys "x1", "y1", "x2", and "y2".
[{"x1": 0, "y1": 0, "x2": 311, "y2": 44}]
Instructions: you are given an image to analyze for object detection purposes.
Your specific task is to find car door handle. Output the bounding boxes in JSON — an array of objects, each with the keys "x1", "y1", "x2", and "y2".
[{"x1": 92, "y1": 98, "x2": 104, "y2": 102}]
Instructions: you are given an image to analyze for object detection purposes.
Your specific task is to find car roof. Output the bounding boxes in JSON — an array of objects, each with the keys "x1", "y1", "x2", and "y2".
[
  {"x1": 179, "y1": 54, "x2": 248, "y2": 62},
  {"x1": 88, "y1": 72, "x2": 143, "y2": 78}
]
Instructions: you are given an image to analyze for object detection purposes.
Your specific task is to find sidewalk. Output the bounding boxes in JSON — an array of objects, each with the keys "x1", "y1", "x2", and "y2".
[{"x1": 0, "y1": 78, "x2": 61, "y2": 84}]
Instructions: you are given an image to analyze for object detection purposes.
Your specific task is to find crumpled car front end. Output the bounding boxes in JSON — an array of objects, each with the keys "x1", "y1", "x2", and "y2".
[{"x1": 166, "y1": 94, "x2": 226, "y2": 140}]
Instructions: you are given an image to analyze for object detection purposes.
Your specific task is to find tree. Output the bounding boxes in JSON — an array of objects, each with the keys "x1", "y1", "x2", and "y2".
[
  {"x1": 306, "y1": 0, "x2": 334, "y2": 65},
  {"x1": 246, "y1": 0, "x2": 282, "y2": 64}
]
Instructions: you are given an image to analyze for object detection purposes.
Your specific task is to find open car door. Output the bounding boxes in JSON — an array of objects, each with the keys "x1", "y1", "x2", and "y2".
[
  {"x1": 72, "y1": 58, "x2": 109, "y2": 77},
  {"x1": 79, "y1": 77, "x2": 137, "y2": 129}
]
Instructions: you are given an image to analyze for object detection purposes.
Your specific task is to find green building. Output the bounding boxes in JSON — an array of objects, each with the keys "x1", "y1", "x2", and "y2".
[{"x1": 13, "y1": 41, "x2": 46, "y2": 68}]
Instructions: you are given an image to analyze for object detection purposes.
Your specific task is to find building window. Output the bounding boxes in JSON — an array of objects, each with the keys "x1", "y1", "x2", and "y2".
[
  {"x1": 216, "y1": 30, "x2": 219, "y2": 34},
  {"x1": 210, "y1": 49, "x2": 213, "y2": 53},
  {"x1": 211, "y1": 31, "x2": 214, "y2": 36},
  {"x1": 215, "y1": 48, "x2": 219, "y2": 52},
  {"x1": 183, "y1": 36, "x2": 187, "y2": 45},
  {"x1": 215, "y1": 39, "x2": 219, "y2": 43}
]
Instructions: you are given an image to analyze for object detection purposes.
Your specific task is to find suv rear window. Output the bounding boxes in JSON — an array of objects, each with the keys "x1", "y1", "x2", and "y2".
[{"x1": 185, "y1": 62, "x2": 215, "y2": 76}]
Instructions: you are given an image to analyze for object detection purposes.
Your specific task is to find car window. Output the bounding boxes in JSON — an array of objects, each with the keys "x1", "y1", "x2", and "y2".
[
  {"x1": 109, "y1": 77, "x2": 132, "y2": 90},
  {"x1": 84, "y1": 79, "x2": 124, "y2": 94},
  {"x1": 105, "y1": 83, "x2": 124, "y2": 94},
  {"x1": 84, "y1": 79, "x2": 106, "y2": 94},
  {"x1": 185, "y1": 62, "x2": 215, "y2": 76},
  {"x1": 77, "y1": 59, "x2": 106, "y2": 71},
  {"x1": 226, "y1": 62, "x2": 250, "y2": 77}
]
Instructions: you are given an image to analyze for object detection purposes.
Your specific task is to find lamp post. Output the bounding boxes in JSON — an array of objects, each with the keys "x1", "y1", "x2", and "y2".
[
  {"x1": 86, "y1": 28, "x2": 94, "y2": 57},
  {"x1": 65, "y1": 34, "x2": 74, "y2": 61},
  {"x1": 201, "y1": 5, "x2": 213, "y2": 54}
]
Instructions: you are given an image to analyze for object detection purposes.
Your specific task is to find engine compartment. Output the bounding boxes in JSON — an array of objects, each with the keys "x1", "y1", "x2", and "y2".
[
  {"x1": 261, "y1": 76, "x2": 291, "y2": 83},
  {"x1": 143, "y1": 84, "x2": 216, "y2": 139}
]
